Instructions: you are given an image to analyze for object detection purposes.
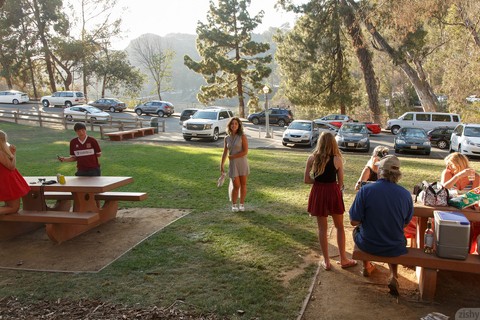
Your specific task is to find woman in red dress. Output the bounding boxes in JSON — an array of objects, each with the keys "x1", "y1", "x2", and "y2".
[
  {"x1": 304, "y1": 132, "x2": 357, "y2": 271},
  {"x1": 0, "y1": 130, "x2": 30, "y2": 215}
]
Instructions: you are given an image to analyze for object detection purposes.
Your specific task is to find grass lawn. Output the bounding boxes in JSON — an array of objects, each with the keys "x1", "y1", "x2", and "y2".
[{"x1": 0, "y1": 122, "x2": 476, "y2": 319}]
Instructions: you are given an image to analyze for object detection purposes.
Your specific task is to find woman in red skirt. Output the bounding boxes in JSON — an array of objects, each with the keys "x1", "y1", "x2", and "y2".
[
  {"x1": 304, "y1": 132, "x2": 356, "y2": 271},
  {"x1": 0, "y1": 130, "x2": 30, "y2": 215}
]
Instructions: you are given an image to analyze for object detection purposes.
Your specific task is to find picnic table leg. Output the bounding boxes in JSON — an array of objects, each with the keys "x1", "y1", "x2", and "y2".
[
  {"x1": 417, "y1": 217, "x2": 427, "y2": 249},
  {"x1": 72, "y1": 192, "x2": 99, "y2": 213},
  {"x1": 22, "y1": 191, "x2": 46, "y2": 211},
  {"x1": 45, "y1": 200, "x2": 119, "y2": 243},
  {"x1": 417, "y1": 267, "x2": 437, "y2": 302}
]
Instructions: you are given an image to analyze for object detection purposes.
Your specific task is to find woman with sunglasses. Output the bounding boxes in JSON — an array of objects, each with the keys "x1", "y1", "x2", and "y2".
[{"x1": 354, "y1": 146, "x2": 389, "y2": 190}]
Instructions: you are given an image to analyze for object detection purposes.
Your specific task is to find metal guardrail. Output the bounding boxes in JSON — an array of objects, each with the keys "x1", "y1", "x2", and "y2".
[{"x1": 0, "y1": 108, "x2": 165, "y2": 139}]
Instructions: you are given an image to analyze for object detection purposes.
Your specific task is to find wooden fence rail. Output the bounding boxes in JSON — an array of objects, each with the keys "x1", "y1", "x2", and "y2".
[{"x1": 0, "y1": 108, "x2": 165, "y2": 139}]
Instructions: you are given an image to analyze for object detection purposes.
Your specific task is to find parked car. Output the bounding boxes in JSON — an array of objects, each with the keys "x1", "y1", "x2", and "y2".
[
  {"x1": 450, "y1": 123, "x2": 480, "y2": 156},
  {"x1": 335, "y1": 122, "x2": 370, "y2": 152},
  {"x1": 394, "y1": 127, "x2": 431, "y2": 155},
  {"x1": 134, "y1": 100, "x2": 174, "y2": 117},
  {"x1": 466, "y1": 95, "x2": 480, "y2": 103},
  {"x1": 179, "y1": 108, "x2": 199, "y2": 125},
  {"x1": 0, "y1": 90, "x2": 29, "y2": 104},
  {"x1": 316, "y1": 114, "x2": 353, "y2": 128},
  {"x1": 247, "y1": 107, "x2": 294, "y2": 127},
  {"x1": 88, "y1": 98, "x2": 126, "y2": 112},
  {"x1": 41, "y1": 91, "x2": 86, "y2": 108},
  {"x1": 386, "y1": 112, "x2": 460, "y2": 135},
  {"x1": 313, "y1": 119, "x2": 339, "y2": 134},
  {"x1": 364, "y1": 122, "x2": 382, "y2": 134},
  {"x1": 427, "y1": 126, "x2": 455, "y2": 149},
  {"x1": 182, "y1": 107, "x2": 233, "y2": 141},
  {"x1": 63, "y1": 105, "x2": 110, "y2": 122},
  {"x1": 282, "y1": 120, "x2": 319, "y2": 147}
]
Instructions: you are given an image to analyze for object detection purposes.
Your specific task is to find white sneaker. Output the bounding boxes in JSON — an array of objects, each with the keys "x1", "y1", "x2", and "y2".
[
  {"x1": 239, "y1": 204, "x2": 245, "y2": 212},
  {"x1": 232, "y1": 205, "x2": 239, "y2": 212}
]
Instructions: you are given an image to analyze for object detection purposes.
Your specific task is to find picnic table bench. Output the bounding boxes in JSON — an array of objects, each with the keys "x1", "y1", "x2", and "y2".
[
  {"x1": 104, "y1": 127, "x2": 156, "y2": 141},
  {"x1": 0, "y1": 176, "x2": 147, "y2": 244},
  {"x1": 352, "y1": 245, "x2": 480, "y2": 301}
]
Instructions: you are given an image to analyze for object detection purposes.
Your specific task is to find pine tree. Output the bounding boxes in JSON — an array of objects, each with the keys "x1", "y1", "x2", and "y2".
[{"x1": 184, "y1": 0, "x2": 272, "y2": 118}]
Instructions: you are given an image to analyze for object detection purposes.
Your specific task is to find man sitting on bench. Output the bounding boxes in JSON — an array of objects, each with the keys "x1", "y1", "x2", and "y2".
[{"x1": 348, "y1": 155, "x2": 413, "y2": 296}]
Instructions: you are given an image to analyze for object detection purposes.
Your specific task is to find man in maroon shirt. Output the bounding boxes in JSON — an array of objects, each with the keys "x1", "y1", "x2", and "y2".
[{"x1": 58, "y1": 123, "x2": 102, "y2": 176}]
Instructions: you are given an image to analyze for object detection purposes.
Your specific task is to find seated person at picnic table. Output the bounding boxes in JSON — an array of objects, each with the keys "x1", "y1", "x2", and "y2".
[
  {"x1": 349, "y1": 155, "x2": 413, "y2": 296},
  {"x1": 354, "y1": 146, "x2": 389, "y2": 190},
  {"x1": 58, "y1": 122, "x2": 102, "y2": 176},
  {"x1": 0, "y1": 130, "x2": 30, "y2": 215},
  {"x1": 440, "y1": 152, "x2": 480, "y2": 254}
]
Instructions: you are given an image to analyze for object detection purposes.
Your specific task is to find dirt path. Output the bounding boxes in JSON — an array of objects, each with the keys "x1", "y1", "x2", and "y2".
[{"x1": 302, "y1": 225, "x2": 480, "y2": 319}]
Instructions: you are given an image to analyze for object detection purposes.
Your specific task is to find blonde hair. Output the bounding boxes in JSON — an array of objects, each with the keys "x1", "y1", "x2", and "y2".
[
  {"x1": 311, "y1": 132, "x2": 342, "y2": 176},
  {"x1": 367, "y1": 146, "x2": 389, "y2": 167},
  {"x1": 444, "y1": 152, "x2": 470, "y2": 173},
  {"x1": 0, "y1": 130, "x2": 13, "y2": 159}
]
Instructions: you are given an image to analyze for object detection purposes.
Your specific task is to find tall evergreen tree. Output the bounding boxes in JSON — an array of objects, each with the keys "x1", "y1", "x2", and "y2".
[{"x1": 184, "y1": 0, "x2": 272, "y2": 118}]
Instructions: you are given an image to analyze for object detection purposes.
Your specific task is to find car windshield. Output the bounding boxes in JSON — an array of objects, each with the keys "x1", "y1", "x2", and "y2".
[
  {"x1": 403, "y1": 129, "x2": 426, "y2": 138},
  {"x1": 192, "y1": 111, "x2": 217, "y2": 120},
  {"x1": 341, "y1": 124, "x2": 365, "y2": 133},
  {"x1": 464, "y1": 127, "x2": 480, "y2": 137},
  {"x1": 289, "y1": 122, "x2": 311, "y2": 131},
  {"x1": 85, "y1": 106, "x2": 102, "y2": 113}
]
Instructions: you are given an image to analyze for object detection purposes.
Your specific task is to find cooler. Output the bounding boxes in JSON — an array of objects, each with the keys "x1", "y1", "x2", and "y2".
[{"x1": 433, "y1": 211, "x2": 470, "y2": 260}]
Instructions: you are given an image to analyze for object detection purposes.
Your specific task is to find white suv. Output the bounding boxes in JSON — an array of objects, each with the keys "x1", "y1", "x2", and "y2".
[
  {"x1": 182, "y1": 107, "x2": 234, "y2": 141},
  {"x1": 450, "y1": 124, "x2": 480, "y2": 156},
  {"x1": 41, "y1": 91, "x2": 86, "y2": 108}
]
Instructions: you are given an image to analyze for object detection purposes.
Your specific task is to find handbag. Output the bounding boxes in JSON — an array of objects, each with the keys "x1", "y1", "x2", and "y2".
[{"x1": 415, "y1": 181, "x2": 449, "y2": 207}]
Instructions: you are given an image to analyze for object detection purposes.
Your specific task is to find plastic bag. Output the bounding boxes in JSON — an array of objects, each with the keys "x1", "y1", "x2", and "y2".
[
  {"x1": 217, "y1": 173, "x2": 226, "y2": 188},
  {"x1": 448, "y1": 186, "x2": 480, "y2": 209}
]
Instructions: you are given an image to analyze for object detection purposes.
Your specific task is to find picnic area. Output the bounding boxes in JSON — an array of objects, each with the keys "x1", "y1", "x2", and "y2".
[{"x1": 0, "y1": 122, "x2": 479, "y2": 319}]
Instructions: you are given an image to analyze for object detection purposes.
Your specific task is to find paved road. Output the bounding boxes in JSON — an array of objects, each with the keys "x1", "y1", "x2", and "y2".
[{"x1": 1, "y1": 102, "x2": 451, "y2": 159}]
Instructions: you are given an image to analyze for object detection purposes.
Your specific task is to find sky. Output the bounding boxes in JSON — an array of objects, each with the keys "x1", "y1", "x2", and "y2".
[{"x1": 111, "y1": 0, "x2": 301, "y2": 50}]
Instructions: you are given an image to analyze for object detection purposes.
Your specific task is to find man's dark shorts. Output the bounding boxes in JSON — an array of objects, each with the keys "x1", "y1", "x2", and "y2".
[{"x1": 75, "y1": 168, "x2": 101, "y2": 176}]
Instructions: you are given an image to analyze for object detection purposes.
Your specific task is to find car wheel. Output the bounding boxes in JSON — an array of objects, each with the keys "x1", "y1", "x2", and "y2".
[
  {"x1": 425, "y1": 150, "x2": 431, "y2": 155},
  {"x1": 90, "y1": 117, "x2": 96, "y2": 123},
  {"x1": 65, "y1": 115, "x2": 74, "y2": 122},
  {"x1": 251, "y1": 117, "x2": 259, "y2": 125},
  {"x1": 12, "y1": 99, "x2": 19, "y2": 105},
  {"x1": 437, "y1": 140, "x2": 448, "y2": 149},
  {"x1": 135, "y1": 109, "x2": 142, "y2": 116},
  {"x1": 277, "y1": 119, "x2": 286, "y2": 127},
  {"x1": 391, "y1": 126, "x2": 400, "y2": 135},
  {"x1": 211, "y1": 128, "x2": 219, "y2": 142},
  {"x1": 65, "y1": 101, "x2": 72, "y2": 108},
  {"x1": 183, "y1": 136, "x2": 192, "y2": 141},
  {"x1": 157, "y1": 110, "x2": 165, "y2": 117},
  {"x1": 282, "y1": 142, "x2": 287, "y2": 146},
  {"x1": 109, "y1": 107, "x2": 115, "y2": 113},
  {"x1": 42, "y1": 100, "x2": 50, "y2": 107},
  {"x1": 395, "y1": 147, "x2": 400, "y2": 153}
]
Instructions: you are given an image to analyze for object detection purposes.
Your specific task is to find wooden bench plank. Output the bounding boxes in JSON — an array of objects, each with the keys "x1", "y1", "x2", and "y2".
[
  {"x1": 352, "y1": 246, "x2": 480, "y2": 274},
  {"x1": 44, "y1": 191, "x2": 147, "y2": 202},
  {"x1": 95, "y1": 191, "x2": 147, "y2": 201},
  {"x1": 0, "y1": 210, "x2": 99, "y2": 225},
  {"x1": 104, "y1": 130, "x2": 137, "y2": 141}
]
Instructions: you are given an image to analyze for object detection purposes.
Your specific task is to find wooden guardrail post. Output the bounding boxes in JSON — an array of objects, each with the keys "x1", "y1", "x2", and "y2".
[
  {"x1": 14, "y1": 109, "x2": 19, "y2": 124},
  {"x1": 38, "y1": 110, "x2": 43, "y2": 127}
]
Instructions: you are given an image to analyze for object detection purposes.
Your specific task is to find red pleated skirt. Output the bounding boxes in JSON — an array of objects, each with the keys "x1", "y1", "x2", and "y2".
[
  {"x1": 307, "y1": 181, "x2": 345, "y2": 217},
  {"x1": 0, "y1": 164, "x2": 30, "y2": 201}
]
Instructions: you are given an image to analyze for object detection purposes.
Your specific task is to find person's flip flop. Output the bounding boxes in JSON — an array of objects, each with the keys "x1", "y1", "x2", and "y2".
[
  {"x1": 337, "y1": 260, "x2": 357, "y2": 269},
  {"x1": 362, "y1": 262, "x2": 376, "y2": 277},
  {"x1": 320, "y1": 260, "x2": 331, "y2": 271},
  {"x1": 388, "y1": 277, "x2": 399, "y2": 296}
]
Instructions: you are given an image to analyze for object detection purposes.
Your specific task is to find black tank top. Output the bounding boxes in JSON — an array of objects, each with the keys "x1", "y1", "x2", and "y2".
[{"x1": 314, "y1": 157, "x2": 337, "y2": 183}]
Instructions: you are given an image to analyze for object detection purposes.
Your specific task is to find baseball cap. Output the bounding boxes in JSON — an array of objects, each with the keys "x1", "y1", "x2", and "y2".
[{"x1": 375, "y1": 155, "x2": 401, "y2": 173}]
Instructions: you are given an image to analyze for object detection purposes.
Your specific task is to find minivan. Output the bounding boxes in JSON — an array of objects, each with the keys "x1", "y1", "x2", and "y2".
[{"x1": 386, "y1": 112, "x2": 461, "y2": 135}]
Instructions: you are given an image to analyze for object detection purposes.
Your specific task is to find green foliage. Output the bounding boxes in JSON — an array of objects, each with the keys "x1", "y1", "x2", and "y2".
[{"x1": 184, "y1": 0, "x2": 272, "y2": 117}]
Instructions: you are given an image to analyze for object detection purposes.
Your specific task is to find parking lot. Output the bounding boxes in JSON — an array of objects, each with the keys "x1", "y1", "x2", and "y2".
[{"x1": 0, "y1": 102, "x2": 453, "y2": 159}]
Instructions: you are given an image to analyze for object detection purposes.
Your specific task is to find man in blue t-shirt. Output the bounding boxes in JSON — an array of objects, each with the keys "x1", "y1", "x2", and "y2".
[{"x1": 349, "y1": 155, "x2": 413, "y2": 296}]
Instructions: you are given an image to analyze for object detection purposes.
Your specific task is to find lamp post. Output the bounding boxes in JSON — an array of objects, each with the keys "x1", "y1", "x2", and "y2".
[{"x1": 263, "y1": 85, "x2": 271, "y2": 138}]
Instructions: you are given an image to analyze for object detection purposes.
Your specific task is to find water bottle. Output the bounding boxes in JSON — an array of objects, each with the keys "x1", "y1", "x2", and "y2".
[{"x1": 424, "y1": 218, "x2": 434, "y2": 254}]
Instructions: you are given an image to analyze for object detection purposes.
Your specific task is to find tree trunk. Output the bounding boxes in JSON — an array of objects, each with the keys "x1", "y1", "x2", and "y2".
[
  {"x1": 346, "y1": 0, "x2": 438, "y2": 112},
  {"x1": 27, "y1": 56, "x2": 38, "y2": 99},
  {"x1": 342, "y1": 0, "x2": 381, "y2": 123},
  {"x1": 236, "y1": 73, "x2": 245, "y2": 118}
]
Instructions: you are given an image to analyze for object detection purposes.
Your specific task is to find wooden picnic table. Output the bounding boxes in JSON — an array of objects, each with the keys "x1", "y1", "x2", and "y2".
[{"x1": 0, "y1": 176, "x2": 146, "y2": 243}]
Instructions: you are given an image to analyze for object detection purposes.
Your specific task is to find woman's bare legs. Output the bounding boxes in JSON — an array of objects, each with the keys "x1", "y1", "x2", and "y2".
[
  {"x1": 231, "y1": 176, "x2": 240, "y2": 206},
  {"x1": 0, "y1": 198, "x2": 20, "y2": 215},
  {"x1": 316, "y1": 216, "x2": 330, "y2": 269},
  {"x1": 332, "y1": 213, "x2": 356, "y2": 266},
  {"x1": 239, "y1": 175, "x2": 248, "y2": 205}
]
